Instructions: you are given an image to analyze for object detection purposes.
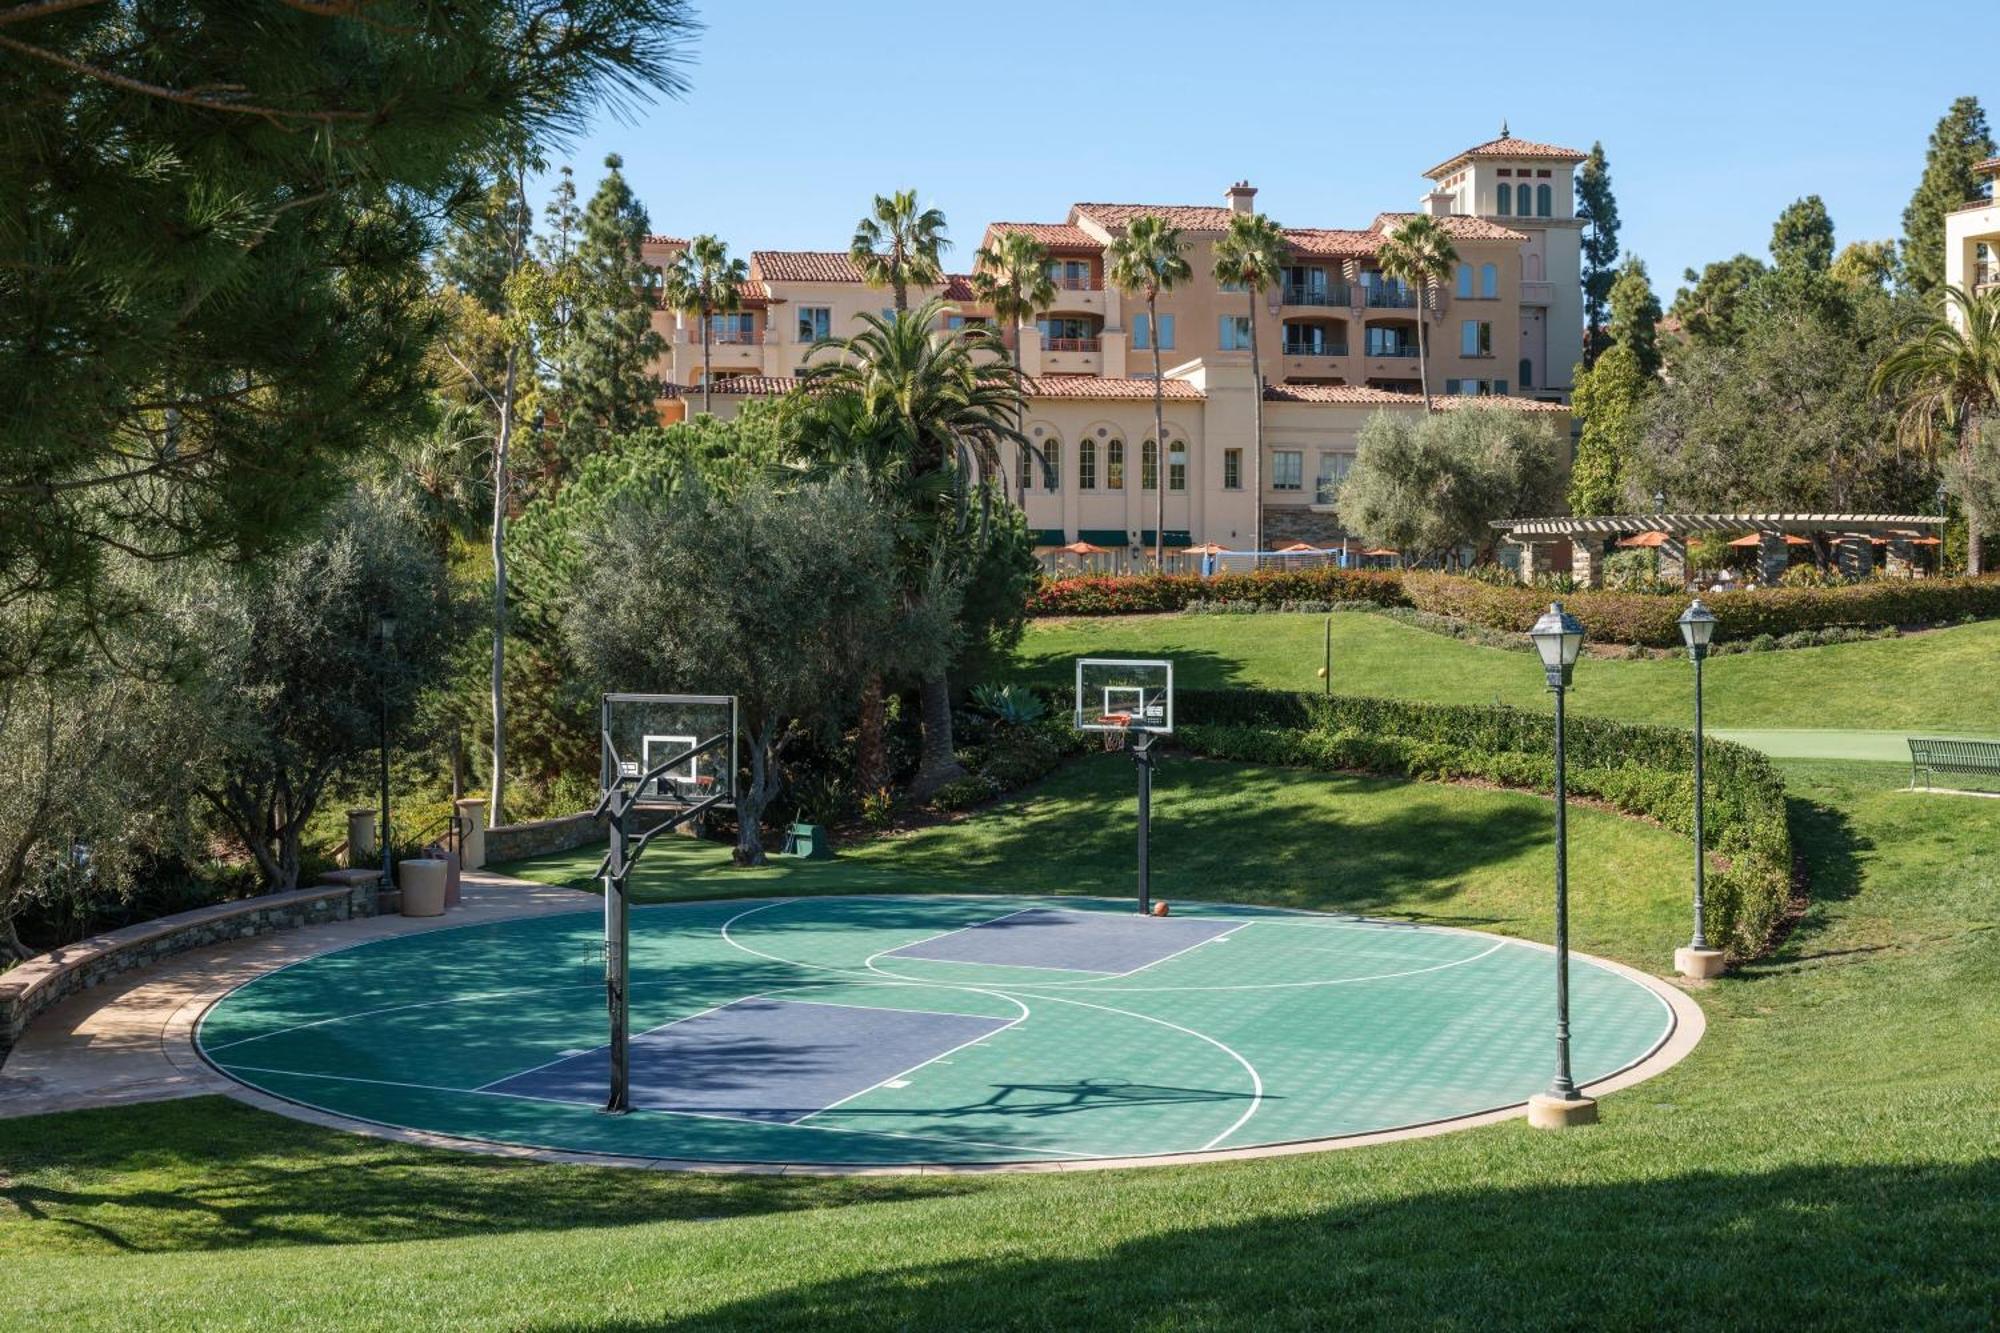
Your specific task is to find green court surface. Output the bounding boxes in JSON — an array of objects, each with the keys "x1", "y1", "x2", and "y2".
[
  {"x1": 197, "y1": 895, "x2": 1677, "y2": 1168},
  {"x1": 1711, "y1": 729, "x2": 2000, "y2": 763}
]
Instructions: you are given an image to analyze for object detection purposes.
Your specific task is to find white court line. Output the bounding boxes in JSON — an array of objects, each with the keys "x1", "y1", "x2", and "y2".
[
  {"x1": 202, "y1": 981, "x2": 602, "y2": 1054},
  {"x1": 472, "y1": 990, "x2": 776, "y2": 1092},
  {"x1": 1018, "y1": 938, "x2": 1514, "y2": 995},
  {"x1": 794, "y1": 998, "x2": 1030, "y2": 1125},
  {"x1": 1021, "y1": 991, "x2": 1265, "y2": 1152},
  {"x1": 215, "y1": 1061, "x2": 1093, "y2": 1161}
]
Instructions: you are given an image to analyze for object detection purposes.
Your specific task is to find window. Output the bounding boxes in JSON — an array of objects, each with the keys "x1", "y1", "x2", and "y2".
[
  {"x1": 1273, "y1": 451, "x2": 1303, "y2": 491},
  {"x1": 1536, "y1": 184, "x2": 1552, "y2": 218},
  {"x1": 1019, "y1": 439, "x2": 1059, "y2": 492},
  {"x1": 882, "y1": 308, "x2": 896, "y2": 321},
  {"x1": 1039, "y1": 316, "x2": 1097, "y2": 346},
  {"x1": 1047, "y1": 258, "x2": 1091, "y2": 288},
  {"x1": 1169, "y1": 446, "x2": 1186, "y2": 492},
  {"x1": 1141, "y1": 439, "x2": 1158, "y2": 491},
  {"x1": 1496, "y1": 183, "x2": 1512, "y2": 215},
  {"x1": 1519, "y1": 358, "x2": 1534, "y2": 388},
  {"x1": 1456, "y1": 264, "x2": 1473, "y2": 298},
  {"x1": 1131, "y1": 313, "x2": 1176, "y2": 350},
  {"x1": 708, "y1": 312, "x2": 754, "y2": 342},
  {"x1": 1315, "y1": 452, "x2": 1350, "y2": 503},
  {"x1": 1106, "y1": 439, "x2": 1125, "y2": 489},
  {"x1": 1461, "y1": 320, "x2": 1493, "y2": 357},
  {"x1": 1283, "y1": 322, "x2": 1334, "y2": 353},
  {"x1": 1017, "y1": 444, "x2": 1034, "y2": 494},
  {"x1": 1480, "y1": 263, "x2": 1498, "y2": 299},
  {"x1": 796, "y1": 306, "x2": 832, "y2": 342},
  {"x1": 1223, "y1": 447, "x2": 1243, "y2": 490},
  {"x1": 1220, "y1": 315, "x2": 1252, "y2": 351},
  {"x1": 1366, "y1": 325, "x2": 1410, "y2": 356},
  {"x1": 1078, "y1": 439, "x2": 1096, "y2": 490},
  {"x1": 1283, "y1": 265, "x2": 1328, "y2": 300}
]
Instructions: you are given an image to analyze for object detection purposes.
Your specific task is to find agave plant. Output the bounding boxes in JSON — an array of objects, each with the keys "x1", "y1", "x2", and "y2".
[{"x1": 969, "y1": 683, "x2": 1047, "y2": 727}]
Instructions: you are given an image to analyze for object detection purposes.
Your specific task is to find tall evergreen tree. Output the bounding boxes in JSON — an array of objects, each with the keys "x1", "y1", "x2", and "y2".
[
  {"x1": 555, "y1": 154, "x2": 666, "y2": 446},
  {"x1": 1901, "y1": 97, "x2": 1995, "y2": 299},
  {"x1": 1606, "y1": 258, "x2": 1664, "y2": 379},
  {"x1": 1576, "y1": 142, "x2": 1622, "y2": 360},
  {"x1": 1771, "y1": 196, "x2": 1837, "y2": 275},
  {"x1": 1568, "y1": 344, "x2": 1650, "y2": 516},
  {"x1": 1671, "y1": 255, "x2": 1768, "y2": 348}
]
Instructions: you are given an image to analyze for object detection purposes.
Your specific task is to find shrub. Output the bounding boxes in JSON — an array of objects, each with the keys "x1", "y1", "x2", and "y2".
[
  {"x1": 931, "y1": 776, "x2": 1000, "y2": 812},
  {"x1": 1028, "y1": 567, "x2": 1406, "y2": 617},
  {"x1": 969, "y1": 682, "x2": 1047, "y2": 727},
  {"x1": 1172, "y1": 688, "x2": 1793, "y2": 959}
]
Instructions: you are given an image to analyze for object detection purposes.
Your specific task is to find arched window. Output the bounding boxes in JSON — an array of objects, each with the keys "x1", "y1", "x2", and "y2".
[
  {"x1": 1078, "y1": 439, "x2": 1096, "y2": 490},
  {"x1": 1141, "y1": 439, "x2": 1158, "y2": 491},
  {"x1": 1043, "y1": 439, "x2": 1061, "y2": 490},
  {"x1": 1526, "y1": 253, "x2": 1543, "y2": 281},
  {"x1": 1168, "y1": 439, "x2": 1187, "y2": 492},
  {"x1": 1456, "y1": 264, "x2": 1473, "y2": 298},
  {"x1": 1106, "y1": 439, "x2": 1125, "y2": 490},
  {"x1": 1536, "y1": 184, "x2": 1552, "y2": 217},
  {"x1": 1496, "y1": 183, "x2": 1512, "y2": 215},
  {"x1": 1480, "y1": 263, "x2": 1497, "y2": 299},
  {"x1": 1017, "y1": 443, "x2": 1033, "y2": 494}
]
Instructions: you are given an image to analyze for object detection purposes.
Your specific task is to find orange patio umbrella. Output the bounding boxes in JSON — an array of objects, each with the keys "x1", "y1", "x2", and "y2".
[
  {"x1": 1615, "y1": 530, "x2": 1670, "y2": 548},
  {"x1": 1055, "y1": 540, "x2": 1111, "y2": 556},
  {"x1": 1361, "y1": 547, "x2": 1400, "y2": 557},
  {"x1": 1178, "y1": 542, "x2": 1230, "y2": 556},
  {"x1": 1726, "y1": 532, "x2": 1811, "y2": 547},
  {"x1": 1274, "y1": 540, "x2": 1328, "y2": 553}
]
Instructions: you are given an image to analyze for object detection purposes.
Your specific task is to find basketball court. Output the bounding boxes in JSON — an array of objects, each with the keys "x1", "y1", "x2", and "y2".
[{"x1": 195, "y1": 893, "x2": 1685, "y2": 1169}]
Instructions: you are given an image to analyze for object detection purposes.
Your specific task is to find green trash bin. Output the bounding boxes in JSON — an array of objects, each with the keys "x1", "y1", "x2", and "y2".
[{"x1": 785, "y1": 822, "x2": 832, "y2": 859}]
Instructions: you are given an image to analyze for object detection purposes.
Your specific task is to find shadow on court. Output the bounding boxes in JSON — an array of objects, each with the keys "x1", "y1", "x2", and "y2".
[{"x1": 641, "y1": 1158, "x2": 2000, "y2": 1330}]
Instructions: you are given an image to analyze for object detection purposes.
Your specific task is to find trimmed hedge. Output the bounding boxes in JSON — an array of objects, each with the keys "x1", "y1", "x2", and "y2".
[
  {"x1": 1169, "y1": 688, "x2": 1793, "y2": 959},
  {"x1": 1404, "y1": 571, "x2": 2000, "y2": 648},
  {"x1": 1027, "y1": 568, "x2": 1406, "y2": 617}
]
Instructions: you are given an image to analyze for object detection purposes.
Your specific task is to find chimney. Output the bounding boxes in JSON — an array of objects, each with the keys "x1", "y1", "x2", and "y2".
[
  {"x1": 1421, "y1": 189, "x2": 1455, "y2": 218},
  {"x1": 1225, "y1": 180, "x2": 1257, "y2": 216}
]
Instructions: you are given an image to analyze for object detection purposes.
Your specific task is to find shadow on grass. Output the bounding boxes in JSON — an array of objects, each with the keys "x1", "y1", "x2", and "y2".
[
  {"x1": 0, "y1": 1097, "x2": 978, "y2": 1254},
  {"x1": 644, "y1": 1158, "x2": 2000, "y2": 1330}
]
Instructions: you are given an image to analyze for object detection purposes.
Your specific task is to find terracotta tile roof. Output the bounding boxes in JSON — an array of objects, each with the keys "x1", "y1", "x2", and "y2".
[
  {"x1": 643, "y1": 234, "x2": 688, "y2": 248},
  {"x1": 1072, "y1": 202, "x2": 1240, "y2": 233},
  {"x1": 984, "y1": 221, "x2": 1101, "y2": 249},
  {"x1": 1264, "y1": 384, "x2": 1569, "y2": 413},
  {"x1": 1373, "y1": 212, "x2": 1529, "y2": 242},
  {"x1": 1285, "y1": 227, "x2": 1380, "y2": 258},
  {"x1": 1976, "y1": 156, "x2": 2000, "y2": 176},
  {"x1": 1425, "y1": 135, "x2": 1588, "y2": 178},
  {"x1": 709, "y1": 376, "x2": 802, "y2": 395},
  {"x1": 751, "y1": 250, "x2": 866, "y2": 283},
  {"x1": 941, "y1": 273, "x2": 978, "y2": 301},
  {"x1": 1026, "y1": 375, "x2": 1205, "y2": 401}
]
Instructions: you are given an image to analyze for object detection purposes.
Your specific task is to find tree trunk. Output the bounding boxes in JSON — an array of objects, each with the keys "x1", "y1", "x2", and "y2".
[
  {"x1": 1151, "y1": 291, "x2": 1166, "y2": 567},
  {"x1": 1247, "y1": 285, "x2": 1265, "y2": 554},
  {"x1": 1965, "y1": 416, "x2": 1984, "y2": 577},
  {"x1": 700, "y1": 304, "x2": 713, "y2": 416},
  {"x1": 855, "y1": 673, "x2": 889, "y2": 796},
  {"x1": 489, "y1": 347, "x2": 516, "y2": 827},
  {"x1": 735, "y1": 721, "x2": 783, "y2": 866},
  {"x1": 910, "y1": 671, "x2": 964, "y2": 802},
  {"x1": 1014, "y1": 312, "x2": 1030, "y2": 507},
  {"x1": 1415, "y1": 285, "x2": 1432, "y2": 412}
]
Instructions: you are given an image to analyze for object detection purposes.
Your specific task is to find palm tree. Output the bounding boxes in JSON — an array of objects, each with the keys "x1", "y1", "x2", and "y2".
[
  {"x1": 1213, "y1": 212, "x2": 1289, "y2": 553},
  {"x1": 1873, "y1": 285, "x2": 2000, "y2": 575},
  {"x1": 663, "y1": 235, "x2": 749, "y2": 416},
  {"x1": 1375, "y1": 215, "x2": 1459, "y2": 412},
  {"x1": 851, "y1": 189, "x2": 949, "y2": 312},
  {"x1": 971, "y1": 229, "x2": 1057, "y2": 501},
  {"x1": 801, "y1": 296, "x2": 1027, "y2": 800},
  {"x1": 1107, "y1": 214, "x2": 1192, "y2": 564}
]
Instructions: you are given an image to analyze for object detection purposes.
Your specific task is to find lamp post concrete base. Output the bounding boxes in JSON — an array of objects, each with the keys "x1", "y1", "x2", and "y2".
[
  {"x1": 1527, "y1": 1092, "x2": 1599, "y2": 1130},
  {"x1": 1674, "y1": 946, "x2": 1727, "y2": 980}
]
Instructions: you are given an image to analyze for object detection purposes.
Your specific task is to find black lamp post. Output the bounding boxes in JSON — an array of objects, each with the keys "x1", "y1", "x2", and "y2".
[
  {"x1": 1676, "y1": 598, "x2": 1725, "y2": 979},
  {"x1": 1528, "y1": 601, "x2": 1594, "y2": 1126},
  {"x1": 375, "y1": 613, "x2": 397, "y2": 891}
]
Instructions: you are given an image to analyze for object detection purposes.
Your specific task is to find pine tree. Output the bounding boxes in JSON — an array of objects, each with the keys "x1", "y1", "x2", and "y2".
[
  {"x1": 1567, "y1": 344, "x2": 1649, "y2": 515},
  {"x1": 1771, "y1": 196, "x2": 1836, "y2": 274},
  {"x1": 1576, "y1": 142, "x2": 1621, "y2": 361},
  {"x1": 554, "y1": 155, "x2": 666, "y2": 451},
  {"x1": 1606, "y1": 259, "x2": 1664, "y2": 379},
  {"x1": 1901, "y1": 97, "x2": 1995, "y2": 299}
]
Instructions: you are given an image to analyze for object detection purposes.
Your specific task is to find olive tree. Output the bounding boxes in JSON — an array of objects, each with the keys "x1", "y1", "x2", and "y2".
[{"x1": 563, "y1": 472, "x2": 902, "y2": 865}]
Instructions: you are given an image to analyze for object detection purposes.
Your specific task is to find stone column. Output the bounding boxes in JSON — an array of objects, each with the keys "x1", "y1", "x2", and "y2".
[
  {"x1": 346, "y1": 809, "x2": 376, "y2": 870},
  {"x1": 1885, "y1": 537, "x2": 1916, "y2": 578},
  {"x1": 1570, "y1": 536, "x2": 1605, "y2": 588},
  {"x1": 1757, "y1": 533, "x2": 1791, "y2": 586},
  {"x1": 1836, "y1": 536, "x2": 1875, "y2": 580},
  {"x1": 454, "y1": 797, "x2": 487, "y2": 870},
  {"x1": 1515, "y1": 541, "x2": 1543, "y2": 585},
  {"x1": 1658, "y1": 536, "x2": 1687, "y2": 586}
]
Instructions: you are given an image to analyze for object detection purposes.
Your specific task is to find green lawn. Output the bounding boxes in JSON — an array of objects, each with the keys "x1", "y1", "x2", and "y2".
[
  {"x1": 1011, "y1": 611, "x2": 2000, "y2": 735},
  {"x1": 7, "y1": 613, "x2": 2000, "y2": 1328}
]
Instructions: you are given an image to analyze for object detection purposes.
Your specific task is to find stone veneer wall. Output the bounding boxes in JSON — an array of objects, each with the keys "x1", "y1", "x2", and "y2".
[
  {"x1": 0, "y1": 884, "x2": 353, "y2": 1068},
  {"x1": 1263, "y1": 506, "x2": 1349, "y2": 548},
  {"x1": 482, "y1": 807, "x2": 678, "y2": 865}
]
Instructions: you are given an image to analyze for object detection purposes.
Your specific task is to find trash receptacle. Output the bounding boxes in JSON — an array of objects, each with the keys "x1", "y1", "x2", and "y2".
[
  {"x1": 785, "y1": 823, "x2": 833, "y2": 859},
  {"x1": 399, "y1": 858, "x2": 448, "y2": 917}
]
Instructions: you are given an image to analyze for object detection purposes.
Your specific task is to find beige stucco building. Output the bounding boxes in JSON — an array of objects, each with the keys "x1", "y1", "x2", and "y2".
[
  {"x1": 1944, "y1": 154, "x2": 2000, "y2": 322},
  {"x1": 645, "y1": 131, "x2": 1583, "y2": 565}
]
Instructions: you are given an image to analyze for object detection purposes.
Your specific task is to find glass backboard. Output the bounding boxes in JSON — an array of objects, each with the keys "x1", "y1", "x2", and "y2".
[
  {"x1": 1074, "y1": 658, "x2": 1173, "y2": 733},
  {"x1": 600, "y1": 694, "x2": 739, "y2": 808}
]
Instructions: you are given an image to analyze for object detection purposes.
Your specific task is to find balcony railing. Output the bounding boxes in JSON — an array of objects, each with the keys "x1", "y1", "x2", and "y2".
[
  {"x1": 1365, "y1": 287, "x2": 1416, "y2": 309},
  {"x1": 1976, "y1": 262, "x2": 2000, "y2": 291},
  {"x1": 1042, "y1": 336, "x2": 1101, "y2": 352},
  {"x1": 1367, "y1": 344, "x2": 1419, "y2": 358},
  {"x1": 710, "y1": 329, "x2": 762, "y2": 345},
  {"x1": 1051, "y1": 273, "x2": 1100, "y2": 291},
  {"x1": 1282, "y1": 283, "x2": 1353, "y2": 307},
  {"x1": 1519, "y1": 281, "x2": 1554, "y2": 306},
  {"x1": 1284, "y1": 341, "x2": 1348, "y2": 357}
]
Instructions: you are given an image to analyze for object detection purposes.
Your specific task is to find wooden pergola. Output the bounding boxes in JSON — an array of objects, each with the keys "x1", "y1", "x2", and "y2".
[{"x1": 1488, "y1": 513, "x2": 1948, "y2": 586}]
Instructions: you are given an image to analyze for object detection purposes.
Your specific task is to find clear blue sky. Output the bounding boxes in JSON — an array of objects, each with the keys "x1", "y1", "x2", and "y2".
[{"x1": 550, "y1": 0, "x2": 1992, "y2": 299}]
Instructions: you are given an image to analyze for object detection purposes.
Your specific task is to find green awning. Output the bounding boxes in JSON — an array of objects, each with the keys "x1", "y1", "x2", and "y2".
[
  {"x1": 1029, "y1": 528, "x2": 1066, "y2": 547},
  {"x1": 1141, "y1": 529, "x2": 1193, "y2": 548},
  {"x1": 1078, "y1": 528, "x2": 1129, "y2": 547}
]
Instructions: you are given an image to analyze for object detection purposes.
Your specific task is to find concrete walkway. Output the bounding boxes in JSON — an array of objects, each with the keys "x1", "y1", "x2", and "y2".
[{"x1": 0, "y1": 872, "x2": 595, "y2": 1120}]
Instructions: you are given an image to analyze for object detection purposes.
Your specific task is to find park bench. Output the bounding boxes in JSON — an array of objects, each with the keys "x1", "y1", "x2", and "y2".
[{"x1": 1907, "y1": 737, "x2": 2000, "y2": 791}]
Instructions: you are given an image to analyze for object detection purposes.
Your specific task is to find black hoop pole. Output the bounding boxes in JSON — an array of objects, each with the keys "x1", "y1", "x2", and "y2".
[
  {"x1": 1133, "y1": 730, "x2": 1156, "y2": 914},
  {"x1": 603, "y1": 798, "x2": 631, "y2": 1114}
]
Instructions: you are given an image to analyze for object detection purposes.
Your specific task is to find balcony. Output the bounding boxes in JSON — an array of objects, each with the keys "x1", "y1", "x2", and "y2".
[
  {"x1": 1365, "y1": 286, "x2": 1416, "y2": 309},
  {"x1": 1042, "y1": 336, "x2": 1101, "y2": 352},
  {"x1": 710, "y1": 329, "x2": 763, "y2": 345},
  {"x1": 1977, "y1": 262, "x2": 2000, "y2": 292},
  {"x1": 1284, "y1": 341, "x2": 1348, "y2": 357},
  {"x1": 1282, "y1": 283, "x2": 1353, "y2": 307},
  {"x1": 1051, "y1": 273, "x2": 1101, "y2": 291},
  {"x1": 1366, "y1": 345, "x2": 1420, "y2": 359}
]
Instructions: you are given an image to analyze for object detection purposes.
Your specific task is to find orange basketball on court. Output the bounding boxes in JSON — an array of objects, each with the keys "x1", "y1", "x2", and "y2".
[{"x1": 1151, "y1": 901, "x2": 1170, "y2": 917}]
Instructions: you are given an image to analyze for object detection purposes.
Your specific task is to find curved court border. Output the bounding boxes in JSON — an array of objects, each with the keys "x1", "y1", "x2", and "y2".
[{"x1": 188, "y1": 895, "x2": 1708, "y2": 1176}]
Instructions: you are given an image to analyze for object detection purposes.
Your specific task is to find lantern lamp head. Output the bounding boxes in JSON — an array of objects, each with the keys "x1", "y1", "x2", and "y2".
[
  {"x1": 1678, "y1": 597, "x2": 1717, "y2": 661},
  {"x1": 1529, "y1": 601, "x2": 1585, "y2": 689}
]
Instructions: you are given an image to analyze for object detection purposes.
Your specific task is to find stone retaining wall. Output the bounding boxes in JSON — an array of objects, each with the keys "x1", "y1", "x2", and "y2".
[
  {"x1": 483, "y1": 807, "x2": 680, "y2": 866},
  {"x1": 0, "y1": 884, "x2": 353, "y2": 1068}
]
